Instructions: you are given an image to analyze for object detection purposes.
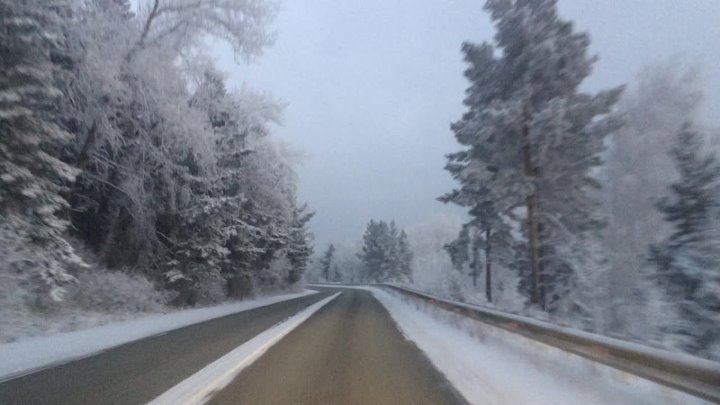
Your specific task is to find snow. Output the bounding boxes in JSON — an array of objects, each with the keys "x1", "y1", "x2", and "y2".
[
  {"x1": 0, "y1": 289, "x2": 318, "y2": 382},
  {"x1": 147, "y1": 292, "x2": 341, "y2": 405},
  {"x1": 363, "y1": 286, "x2": 713, "y2": 405},
  {"x1": 386, "y1": 284, "x2": 720, "y2": 370}
]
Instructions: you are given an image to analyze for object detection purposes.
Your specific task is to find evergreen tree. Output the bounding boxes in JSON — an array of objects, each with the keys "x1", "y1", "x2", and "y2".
[
  {"x1": 358, "y1": 220, "x2": 413, "y2": 283},
  {"x1": 445, "y1": 225, "x2": 471, "y2": 273},
  {"x1": 0, "y1": 0, "x2": 83, "y2": 301},
  {"x1": 398, "y1": 230, "x2": 414, "y2": 283},
  {"x1": 320, "y1": 243, "x2": 336, "y2": 282},
  {"x1": 602, "y1": 62, "x2": 704, "y2": 334},
  {"x1": 649, "y1": 124, "x2": 720, "y2": 355},
  {"x1": 359, "y1": 220, "x2": 387, "y2": 282},
  {"x1": 384, "y1": 221, "x2": 401, "y2": 280},
  {"x1": 285, "y1": 204, "x2": 315, "y2": 284},
  {"x1": 444, "y1": 0, "x2": 622, "y2": 314}
]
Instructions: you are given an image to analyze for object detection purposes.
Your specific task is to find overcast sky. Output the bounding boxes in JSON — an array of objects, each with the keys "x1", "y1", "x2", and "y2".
[{"x1": 216, "y1": 0, "x2": 720, "y2": 249}]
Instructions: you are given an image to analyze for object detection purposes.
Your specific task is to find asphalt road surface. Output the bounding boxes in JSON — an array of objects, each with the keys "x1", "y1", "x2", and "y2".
[
  {"x1": 0, "y1": 291, "x2": 332, "y2": 405},
  {"x1": 0, "y1": 288, "x2": 467, "y2": 405},
  {"x1": 208, "y1": 288, "x2": 467, "y2": 405}
]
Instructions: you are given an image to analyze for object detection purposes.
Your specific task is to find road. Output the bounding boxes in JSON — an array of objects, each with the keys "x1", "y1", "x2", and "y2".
[
  {"x1": 0, "y1": 292, "x2": 332, "y2": 405},
  {"x1": 0, "y1": 288, "x2": 466, "y2": 405},
  {"x1": 209, "y1": 288, "x2": 467, "y2": 405}
]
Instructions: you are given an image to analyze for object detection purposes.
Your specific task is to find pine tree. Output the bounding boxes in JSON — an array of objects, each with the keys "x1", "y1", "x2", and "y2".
[
  {"x1": 445, "y1": 225, "x2": 471, "y2": 273},
  {"x1": 359, "y1": 220, "x2": 387, "y2": 282},
  {"x1": 0, "y1": 0, "x2": 83, "y2": 301},
  {"x1": 285, "y1": 204, "x2": 314, "y2": 284},
  {"x1": 320, "y1": 244, "x2": 336, "y2": 282},
  {"x1": 445, "y1": 0, "x2": 622, "y2": 313},
  {"x1": 398, "y1": 230, "x2": 414, "y2": 283},
  {"x1": 385, "y1": 221, "x2": 401, "y2": 280},
  {"x1": 649, "y1": 124, "x2": 720, "y2": 355},
  {"x1": 358, "y1": 220, "x2": 413, "y2": 283}
]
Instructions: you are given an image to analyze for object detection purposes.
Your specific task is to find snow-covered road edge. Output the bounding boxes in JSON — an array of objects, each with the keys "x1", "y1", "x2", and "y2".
[
  {"x1": 0, "y1": 289, "x2": 318, "y2": 381},
  {"x1": 147, "y1": 292, "x2": 341, "y2": 405},
  {"x1": 360, "y1": 286, "x2": 712, "y2": 405}
]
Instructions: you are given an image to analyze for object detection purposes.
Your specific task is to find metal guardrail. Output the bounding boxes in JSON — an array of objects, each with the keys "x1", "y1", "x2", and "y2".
[{"x1": 377, "y1": 283, "x2": 720, "y2": 403}]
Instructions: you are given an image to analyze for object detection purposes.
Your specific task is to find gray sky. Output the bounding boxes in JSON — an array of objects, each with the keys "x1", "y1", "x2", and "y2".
[{"x1": 217, "y1": 0, "x2": 720, "y2": 249}]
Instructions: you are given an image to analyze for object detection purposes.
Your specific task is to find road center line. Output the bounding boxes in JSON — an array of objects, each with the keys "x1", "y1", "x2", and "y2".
[{"x1": 146, "y1": 292, "x2": 342, "y2": 405}]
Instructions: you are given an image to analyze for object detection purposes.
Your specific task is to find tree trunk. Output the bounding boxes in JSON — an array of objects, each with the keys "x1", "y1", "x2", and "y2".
[
  {"x1": 485, "y1": 227, "x2": 492, "y2": 302},
  {"x1": 471, "y1": 241, "x2": 479, "y2": 287},
  {"x1": 538, "y1": 222, "x2": 546, "y2": 311},
  {"x1": 101, "y1": 207, "x2": 121, "y2": 264},
  {"x1": 523, "y1": 123, "x2": 543, "y2": 308},
  {"x1": 75, "y1": 121, "x2": 97, "y2": 169}
]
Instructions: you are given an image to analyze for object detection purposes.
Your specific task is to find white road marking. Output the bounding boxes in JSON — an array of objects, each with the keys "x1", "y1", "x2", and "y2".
[
  {"x1": 146, "y1": 292, "x2": 341, "y2": 405},
  {"x1": 0, "y1": 289, "x2": 319, "y2": 382}
]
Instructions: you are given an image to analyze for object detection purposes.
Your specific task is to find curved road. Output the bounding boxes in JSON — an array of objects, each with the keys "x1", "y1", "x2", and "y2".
[
  {"x1": 0, "y1": 292, "x2": 332, "y2": 405},
  {"x1": 210, "y1": 288, "x2": 467, "y2": 405},
  {"x1": 0, "y1": 288, "x2": 467, "y2": 405}
]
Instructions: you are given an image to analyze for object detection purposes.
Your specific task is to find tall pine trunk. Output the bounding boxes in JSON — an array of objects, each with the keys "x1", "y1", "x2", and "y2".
[
  {"x1": 485, "y1": 227, "x2": 492, "y2": 302},
  {"x1": 523, "y1": 123, "x2": 543, "y2": 308},
  {"x1": 472, "y1": 241, "x2": 479, "y2": 287}
]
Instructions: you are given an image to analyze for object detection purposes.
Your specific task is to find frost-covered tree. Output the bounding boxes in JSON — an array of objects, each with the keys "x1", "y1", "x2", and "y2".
[
  {"x1": 407, "y1": 214, "x2": 466, "y2": 297},
  {"x1": 384, "y1": 221, "x2": 400, "y2": 280},
  {"x1": 441, "y1": 172, "x2": 516, "y2": 302},
  {"x1": 285, "y1": 204, "x2": 314, "y2": 284},
  {"x1": 1, "y1": 0, "x2": 307, "y2": 314},
  {"x1": 318, "y1": 241, "x2": 364, "y2": 284},
  {"x1": 126, "y1": 0, "x2": 275, "y2": 64},
  {"x1": 445, "y1": 225, "x2": 471, "y2": 273},
  {"x1": 0, "y1": 0, "x2": 84, "y2": 301},
  {"x1": 359, "y1": 220, "x2": 388, "y2": 282},
  {"x1": 358, "y1": 220, "x2": 412, "y2": 283},
  {"x1": 320, "y1": 244, "x2": 336, "y2": 282},
  {"x1": 649, "y1": 124, "x2": 720, "y2": 356},
  {"x1": 602, "y1": 62, "x2": 704, "y2": 334},
  {"x1": 397, "y1": 230, "x2": 413, "y2": 283},
  {"x1": 166, "y1": 68, "x2": 292, "y2": 299},
  {"x1": 445, "y1": 0, "x2": 622, "y2": 316}
]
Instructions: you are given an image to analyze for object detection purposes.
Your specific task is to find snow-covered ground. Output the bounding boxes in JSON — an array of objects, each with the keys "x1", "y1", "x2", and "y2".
[
  {"x1": 365, "y1": 286, "x2": 713, "y2": 405},
  {"x1": 0, "y1": 289, "x2": 318, "y2": 381}
]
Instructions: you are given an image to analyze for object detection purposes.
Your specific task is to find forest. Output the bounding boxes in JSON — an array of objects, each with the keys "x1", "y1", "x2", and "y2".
[
  {"x1": 1, "y1": 0, "x2": 718, "y2": 361},
  {"x1": 1, "y1": 0, "x2": 313, "y2": 339}
]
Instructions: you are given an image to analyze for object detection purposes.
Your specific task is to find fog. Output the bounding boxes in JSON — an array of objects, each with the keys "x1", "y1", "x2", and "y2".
[{"x1": 216, "y1": 0, "x2": 720, "y2": 248}]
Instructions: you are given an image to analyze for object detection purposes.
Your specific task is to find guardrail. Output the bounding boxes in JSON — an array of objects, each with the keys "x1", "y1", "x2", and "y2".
[{"x1": 375, "y1": 283, "x2": 720, "y2": 403}]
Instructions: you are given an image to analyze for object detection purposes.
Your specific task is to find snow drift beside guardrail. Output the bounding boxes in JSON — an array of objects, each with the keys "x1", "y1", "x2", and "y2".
[{"x1": 374, "y1": 283, "x2": 720, "y2": 403}]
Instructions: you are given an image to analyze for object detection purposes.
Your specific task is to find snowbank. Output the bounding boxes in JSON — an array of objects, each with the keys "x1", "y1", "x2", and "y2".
[
  {"x1": 365, "y1": 286, "x2": 713, "y2": 405},
  {"x1": 0, "y1": 289, "x2": 318, "y2": 381}
]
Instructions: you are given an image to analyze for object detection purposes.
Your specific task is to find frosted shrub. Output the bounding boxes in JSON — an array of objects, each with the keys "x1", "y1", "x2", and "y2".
[
  {"x1": 0, "y1": 266, "x2": 38, "y2": 341},
  {"x1": 441, "y1": 270, "x2": 466, "y2": 303},
  {"x1": 67, "y1": 269, "x2": 166, "y2": 314}
]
